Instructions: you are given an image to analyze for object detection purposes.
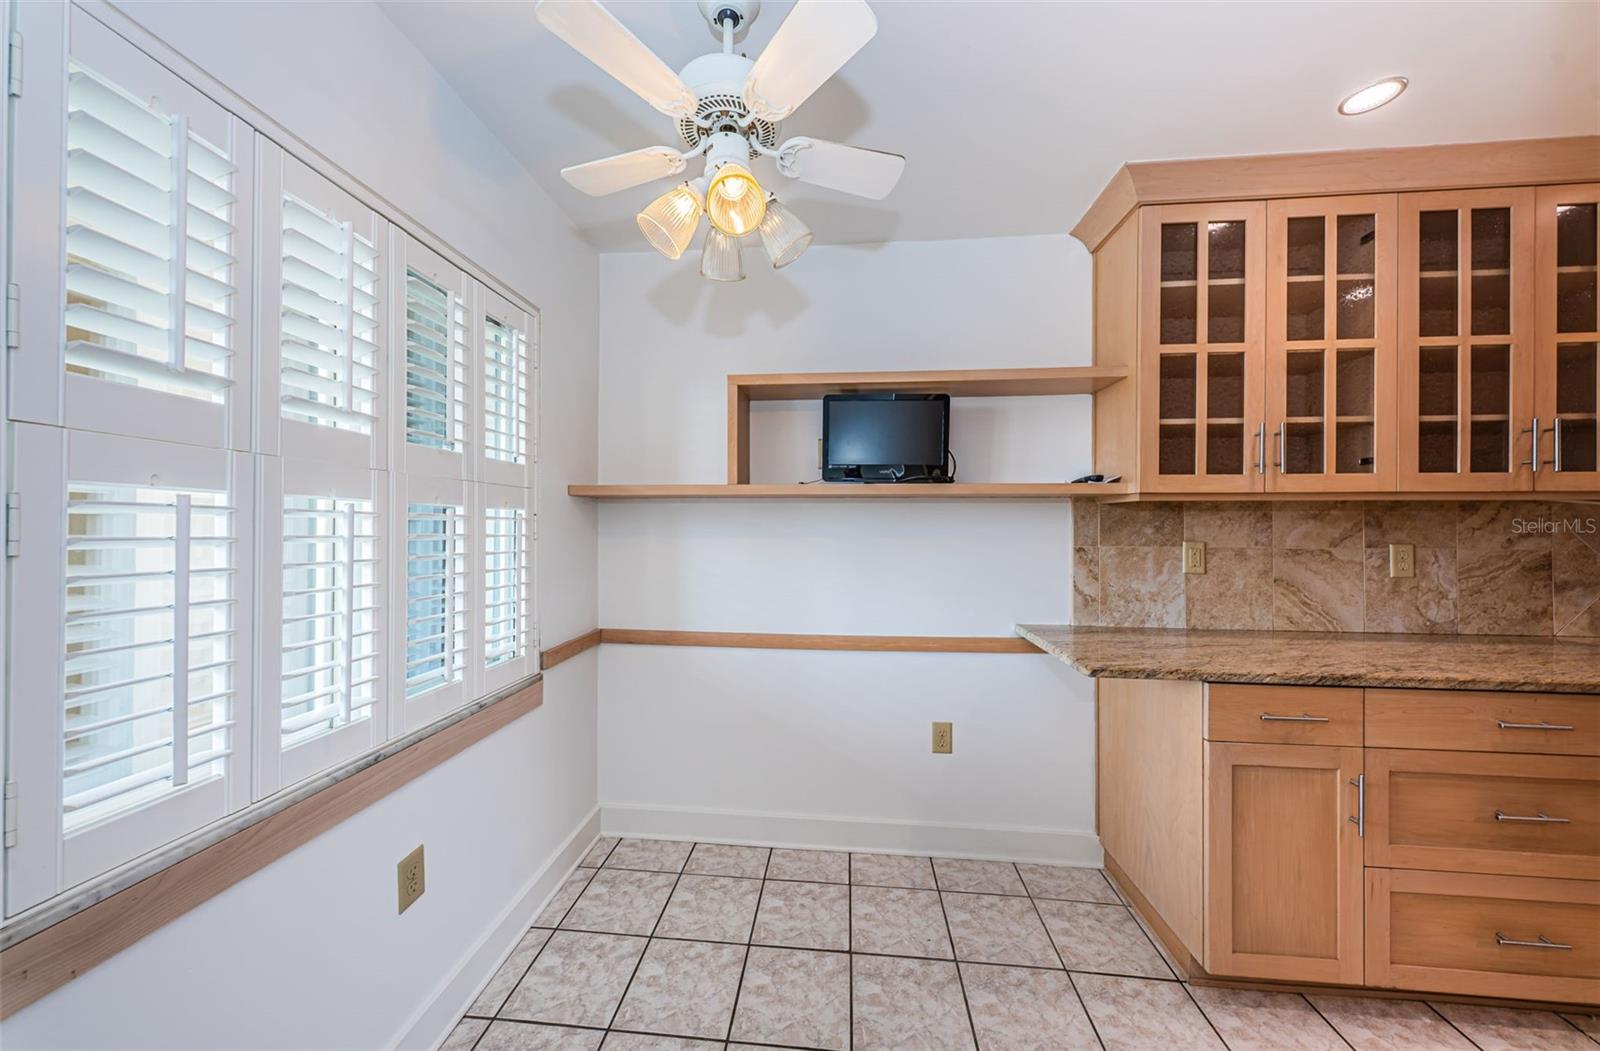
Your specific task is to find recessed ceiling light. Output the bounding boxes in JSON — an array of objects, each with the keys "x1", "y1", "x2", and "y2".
[{"x1": 1339, "y1": 76, "x2": 1409, "y2": 116}]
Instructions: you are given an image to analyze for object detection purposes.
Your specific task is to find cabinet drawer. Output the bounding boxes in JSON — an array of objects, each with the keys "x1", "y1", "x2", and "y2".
[
  {"x1": 1366, "y1": 868, "x2": 1600, "y2": 1003},
  {"x1": 1367, "y1": 750, "x2": 1600, "y2": 880},
  {"x1": 1366, "y1": 689, "x2": 1600, "y2": 755},
  {"x1": 1205, "y1": 684, "x2": 1363, "y2": 745}
]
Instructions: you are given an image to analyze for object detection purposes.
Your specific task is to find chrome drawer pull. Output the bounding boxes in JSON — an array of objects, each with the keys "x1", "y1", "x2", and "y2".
[
  {"x1": 1260, "y1": 713, "x2": 1330, "y2": 723},
  {"x1": 1494, "y1": 810, "x2": 1570, "y2": 824},
  {"x1": 1496, "y1": 933, "x2": 1573, "y2": 951},
  {"x1": 1497, "y1": 720, "x2": 1575, "y2": 731}
]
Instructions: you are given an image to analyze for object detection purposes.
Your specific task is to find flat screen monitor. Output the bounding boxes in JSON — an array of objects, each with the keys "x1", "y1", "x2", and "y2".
[{"x1": 821, "y1": 393, "x2": 950, "y2": 482}]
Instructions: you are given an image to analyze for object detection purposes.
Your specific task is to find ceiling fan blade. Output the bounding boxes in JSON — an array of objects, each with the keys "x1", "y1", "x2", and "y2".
[
  {"x1": 776, "y1": 137, "x2": 905, "y2": 200},
  {"x1": 561, "y1": 146, "x2": 687, "y2": 196},
  {"x1": 535, "y1": 0, "x2": 697, "y2": 119},
  {"x1": 741, "y1": 0, "x2": 877, "y2": 122}
]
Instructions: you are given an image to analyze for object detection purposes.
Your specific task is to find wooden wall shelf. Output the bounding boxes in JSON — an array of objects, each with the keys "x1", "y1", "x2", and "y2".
[{"x1": 569, "y1": 483, "x2": 1129, "y2": 500}]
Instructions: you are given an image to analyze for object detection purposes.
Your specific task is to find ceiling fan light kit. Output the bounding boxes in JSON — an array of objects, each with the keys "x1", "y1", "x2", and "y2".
[{"x1": 538, "y1": 0, "x2": 905, "y2": 279}]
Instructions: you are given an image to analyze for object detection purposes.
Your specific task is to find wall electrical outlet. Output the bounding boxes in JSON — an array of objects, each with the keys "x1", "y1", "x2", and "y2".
[
  {"x1": 1389, "y1": 543, "x2": 1415, "y2": 579},
  {"x1": 932, "y1": 721, "x2": 953, "y2": 754},
  {"x1": 1182, "y1": 541, "x2": 1206, "y2": 575},
  {"x1": 397, "y1": 844, "x2": 426, "y2": 914}
]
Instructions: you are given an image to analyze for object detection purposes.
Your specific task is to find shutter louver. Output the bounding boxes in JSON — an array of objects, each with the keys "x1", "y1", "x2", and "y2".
[
  {"x1": 483, "y1": 315, "x2": 528, "y2": 464},
  {"x1": 404, "y1": 269, "x2": 465, "y2": 451},
  {"x1": 63, "y1": 483, "x2": 236, "y2": 829},
  {"x1": 483, "y1": 506, "x2": 528, "y2": 668},
  {"x1": 64, "y1": 65, "x2": 237, "y2": 402},
  {"x1": 404, "y1": 503, "x2": 466, "y2": 697}
]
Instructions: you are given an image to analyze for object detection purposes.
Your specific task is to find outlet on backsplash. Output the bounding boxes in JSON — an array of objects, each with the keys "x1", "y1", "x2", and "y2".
[
  {"x1": 1389, "y1": 543, "x2": 1415, "y2": 578},
  {"x1": 1182, "y1": 541, "x2": 1206, "y2": 575}
]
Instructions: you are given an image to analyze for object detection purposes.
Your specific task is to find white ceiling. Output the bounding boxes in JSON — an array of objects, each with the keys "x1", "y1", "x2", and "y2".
[{"x1": 381, "y1": 0, "x2": 1599, "y2": 252}]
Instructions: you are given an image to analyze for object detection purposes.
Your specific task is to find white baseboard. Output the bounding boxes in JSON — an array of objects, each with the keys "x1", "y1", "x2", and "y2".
[
  {"x1": 391, "y1": 805, "x2": 603, "y2": 1051},
  {"x1": 601, "y1": 803, "x2": 1101, "y2": 867}
]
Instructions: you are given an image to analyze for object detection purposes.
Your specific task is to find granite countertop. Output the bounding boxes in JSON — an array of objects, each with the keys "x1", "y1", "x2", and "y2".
[{"x1": 1015, "y1": 624, "x2": 1600, "y2": 694}]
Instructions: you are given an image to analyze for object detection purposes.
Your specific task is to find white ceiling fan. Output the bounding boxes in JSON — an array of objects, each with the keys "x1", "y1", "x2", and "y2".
[{"x1": 535, "y1": 0, "x2": 906, "y2": 280}]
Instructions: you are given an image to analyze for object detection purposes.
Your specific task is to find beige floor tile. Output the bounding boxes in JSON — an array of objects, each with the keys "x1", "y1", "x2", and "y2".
[
  {"x1": 851, "y1": 885, "x2": 954, "y2": 959},
  {"x1": 683, "y1": 843, "x2": 770, "y2": 879},
  {"x1": 851, "y1": 853, "x2": 937, "y2": 890},
  {"x1": 1307, "y1": 996, "x2": 1475, "y2": 1051},
  {"x1": 1035, "y1": 899, "x2": 1172, "y2": 979},
  {"x1": 1186, "y1": 986, "x2": 1345, "y2": 1051},
  {"x1": 611, "y1": 939, "x2": 747, "y2": 1040},
  {"x1": 479, "y1": 1021, "x2": 605, "y2": 1051},
  {"x1": 501, "y1": 930, "x2": 646, "y2": 1028},
  {"x1": 1071, "y1": 973, "x2": 1224, "y2": 1050},
  {"x1": 1561, "y1": 1012, "x2": 1600, "y2": 1041},
  {"x1": 1015, "y1": 863, "x2": 1120, "y2": 905},
  {"x1": 580, "y1": 838, "x2": 621, "y2": 868},
  {"x1": 603, "y1": 839, "x2": 694, "y2": 874},
  {"x1": 940, "y1": 892, "x2": 1060, "y2": 968},
  {"x1": 654, "y1": 875, "x2": 761, "y2": 943},
  {"x1": 601, "y1": 1033, "x2": 721, "y2": 1051},
  {"x1": 960, "y1": 962, "x2": 1099, "y2": 1050},
  {"x1": 470, "y1": 928, "x2": 554, "y2": 1016},
  {"x1": 442, "y1": 1017, "x2": 489, "y2": 1051},
  {"x1": 751, "y1": 879, "x2": 850, "y2": 951},
  {"x1": 932, "y1": 858, "x2": 1027, "y2": 896},
  {"x1": 766, "y1": 848, "x2": 849, "y2": 884},
  {"x1": 730, "y1": 946, "x2": 850, "y2": 1051},
  {"x1": 535, "y1": 870, "x2": 598, "y2": 928},
  {"x1": 560, "y1": 869, "x2": 678, "y2": 936},
  {"x1": 852, "y1": 954, "x2": 976, "y2": 1051},
  {"x1": 1430, "y1": 1002, "x2": 1598, "y2": 1051}
]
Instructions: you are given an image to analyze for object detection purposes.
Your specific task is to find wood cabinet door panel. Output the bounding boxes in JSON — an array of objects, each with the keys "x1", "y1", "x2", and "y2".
[{"x1": 1535, "y1": 183, "x2": 1600, "y2": 492}]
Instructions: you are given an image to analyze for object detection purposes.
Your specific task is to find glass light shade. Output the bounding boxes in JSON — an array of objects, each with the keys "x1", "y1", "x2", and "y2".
[
  {"x1": 758, "y1": 198, "x2": 814, "y2": 269},
  {"x1": 705, "y1": 163, "x2": 767, "y2": 236},
  {"x1": 1338, "y1": 76, "x2": 1407, "y2": 115},
  {"x1": 637, "y1": 182, "x2": 703, "y2": 260},
  {"x1": 699, "y1": 227, "x2": 744, "y2": 283}
]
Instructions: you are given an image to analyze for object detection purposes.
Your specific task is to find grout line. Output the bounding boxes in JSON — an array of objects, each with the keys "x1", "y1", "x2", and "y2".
[
  {"x1": 1556, "y1": 1012, "x2": 1600, "y2": 1048},
  {"x1": 932, "y1": 863, "x2": 982, "y2": 1051},
  {"x1": 601, "y1": 843, "x2": 689, "y2": 1034},
  {"x1": 1426, "y1": 1001, "x2": 1485, "y2": 1051},
  {"x1": 1176, "y1": 978, "x2": 1232, "y2": 1049},
  {"x1": 1064, "y1": 971, "x2": 1109, "y2": 1051},
  {"x1": 1021, "y1": 863, "x2": 1106, "y2": 1049},
  {"x1": 847, "y1": 851, "x2": 854, "y2": 1050},
  {"x1": 721, "y1": 847, "x2": 773, "y2": 1046},
  {"x1": 1301, "y1": 994, "x2": 1358, "y2": 1051}
]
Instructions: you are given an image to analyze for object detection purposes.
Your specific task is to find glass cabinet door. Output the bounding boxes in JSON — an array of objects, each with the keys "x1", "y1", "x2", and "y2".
[
  {"x1": 1139, "y1": 202, "x2": 1265, "y2": 492},
  {"x1": 1397, "y1": 189, "x2": 1536, "y2": 491},
  {"x1": 1265, "y1": 195, "x2": 1397, "y2": 491},
  {"x1": 1535, "y1": 183, "x2": 1600, "y2": 491}
]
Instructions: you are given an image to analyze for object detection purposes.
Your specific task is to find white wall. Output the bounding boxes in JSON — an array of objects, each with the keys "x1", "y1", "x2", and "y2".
[
  {"x1": 3, "y1": 3, "x2": 600, "y2": 1048},
  {"x1": 596, "y1": 235, "x2": 1099, "y2": 862}
]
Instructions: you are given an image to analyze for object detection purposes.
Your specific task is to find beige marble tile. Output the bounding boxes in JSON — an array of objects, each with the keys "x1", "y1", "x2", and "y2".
[
  {"x1": 1430, "y1": 1002, "x2": 1597, "y2": 1051},
  {"x1": 1364, "y1": 501, "x2": 1457, "y2": 548},
  {"x1": 603, "y1": 839, "x2": 694, "y2": 874},
  {"x1": 1034, "y1": 899, "x2": 1172, "y2": 979},
  {"x1": 601, "y1": 1034, "x2": 720, "y2": 1051},
  {"x1": 479, "y1": 1020, "x2": 604, "y2": 1051},
  {"x1": 683, "y1": 843, "x2": 769, "y2": 880},
  {"x1": 502, "y1": 930, "x2": 646, "y2": 1028},
  {"x1": 1071, "y1": 499, "x2": 1100, "y2": 546},
  {"x1": 1273, "y1": 502, "x2": 1363, "y2": 554},
  {"x1": 852, "y1": 853, "x2": 937, "y2": 890},
  {"x1": 1560, "y1": 1012, "x2": 1600, "y2": 1040},
  {"x1": 560, "y1": 869, "x2": 678, "y2": 936},
  {"x1": 580, "y1": 838, "x2": 620, "y2": 868},
  {"x1": 1187, "y1": 546, "x2": 1273, "y2": 630},
  {"x1": 1363, "y1": 546, "x2": 1457, "y2": 633},
  {"x1": 1100, "y1": 546, "x2": 1185, "y2": 628},
  {"x1": 1273, "y1": 548, "x2": 1364, "y2": 631},
  {"x1": 442, "y1": 1017, "x2": 489, "y2": 1051},
  {"x1": 851, "y1": 885, "x2": 953, "y2": 959},
  {"x1": 1072, "y1": 546, "x2": 1100, "y2": 627},
  {"x1": 535, "y1": 870, "x2": 598, "y2": 928},
  {"x1": 1015, "y1": 864, "x2": 1119, "y2": 904},
  {"x1": 1186, "y1": 987, "x2": 1345, "y2": 1051},
  {"x1": 654, "y1": 874, "x2": 761, "y2": 943},
  {"x1": 1070, "y1": 973, "x2": 1223, "y2": 1050},
  {"x1": 765, "y1": 847, "x2": 849, "y2": 884},
  {"x1": 611, "y1": 939, "x2": 746, "y2": 1040},
  {"x1": 1554, "y1": 526, "x2": 1600, "y2": 636},
  {"x1": 752, "y1": 879, "x2": 850, "y2": 951},
  {"x1": 1102, "y1": 501, "x2": 1183, "y2": 546},
  {"x1": 1186, "y1": 502, "x2": 1273, "y2": 548},
  {"x1": 1307, "y1": 995, "x2": 1475, "y2": 1051},
  {"x1": 730, "y1": 946, "x2": 850, "y2": 1051},
  {"x1": 470, "y1": 927, "x2": 554, "y2": 1016},
  {"x1": 852, "y1": 954, "x2": 976, "y2": 1051},
  {"x1": 932, "y1": 858, "x2": 1026, "y2": 895},
  {"x1": 1458, "y1": 501, "x2": 1554, "y2": 635},
  {"x1": 941, "y1": 892, "x2": 1059, "y2": 968},
  {"x1": 959, "y1": 963, "x2": 1098, "y2": 1051}
]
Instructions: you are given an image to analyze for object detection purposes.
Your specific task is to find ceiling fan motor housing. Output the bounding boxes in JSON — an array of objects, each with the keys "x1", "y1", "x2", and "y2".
[{"x1": 676, "y1": 52, "x2": 777, "y2": 158}]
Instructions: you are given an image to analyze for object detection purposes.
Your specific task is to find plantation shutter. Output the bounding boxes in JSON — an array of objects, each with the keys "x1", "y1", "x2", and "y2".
[
  {"x1": 404, "y1": 268, "x2": 465, "y2": 452},
  {"x1": 483, "y1": 313, "x2": 527, "y2": 465},
  {"x1": 483, "y1": 505, "x2": 529, "y2": 669},
  {"x1": 404, "y1": 502, "x2": 468, "y2": 700}
]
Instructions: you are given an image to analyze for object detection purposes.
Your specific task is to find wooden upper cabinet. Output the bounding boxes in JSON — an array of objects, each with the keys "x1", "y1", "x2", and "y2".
[
  {"x1": 1535, "y1": 183, "x2": 1600, "y2": 492},
  {"x1": 1138, "y1": 202, "x2": 1266, "y2": 493},
  {"x1": 1397, "y1": 188, "x2": 1538, "y2": 491},
  {"x1": 1264, "y1": 196, "x2": 1398, "y2": 491}
]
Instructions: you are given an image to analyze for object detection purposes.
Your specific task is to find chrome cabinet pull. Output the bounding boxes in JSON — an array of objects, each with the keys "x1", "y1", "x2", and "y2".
[
  {"x1": 1553, "y1": 418, "x2": 1566, "y2": 473},
  {"x1": 1254, "y1": 423, "x2": 1267, "y2": 475},
  {"x1": 1274, "y1": 423, "x2": 1285, "y2": 471},
  {"x1": 1520, "y1": 416, "x2": 1541, "y2": 471},
  {"x1": 1496, "y1": 933, "x2": 1573, "y2": 950},
  {"x1": 1260, "y1": 713, "x2": 1330, "y2": 723},
  {"x1": 1494, "y1": 810, "x2": 1571, "y2": 824},
  {"x1": 1497, "y1": 720, "x2": 1575, "y2": 731},
  {"x1": 1349, "y1": 774, "x2": 1365, "y2": 838}
]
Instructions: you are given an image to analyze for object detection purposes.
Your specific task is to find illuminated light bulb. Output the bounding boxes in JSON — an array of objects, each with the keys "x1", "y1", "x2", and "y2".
[
  {"x1": 758, "y1": 197, "x2": 813, "y2": 269},
  {"x1": 700, "y1": 227, "x2": 744, "y2": 282},
  {"x1": 636, "y1": 180, "x2": 704, "y2": 260},
  {"x1": 705, "y1": 162, "x2": 767, "y2": 236},
  {"x1": 1338, "y1": 76, "x2": 1408, "y2": 116}
]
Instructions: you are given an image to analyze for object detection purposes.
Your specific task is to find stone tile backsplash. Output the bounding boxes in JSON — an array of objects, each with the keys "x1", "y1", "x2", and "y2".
[{"x1": 1070, "y1": 500, "x2": 1600, "y2": 637}]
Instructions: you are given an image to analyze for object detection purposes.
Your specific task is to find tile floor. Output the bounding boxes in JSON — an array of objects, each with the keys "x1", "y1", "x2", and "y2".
[{"x1": 443, "y1": 838, "x2": 1600, "y2": 1051}]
